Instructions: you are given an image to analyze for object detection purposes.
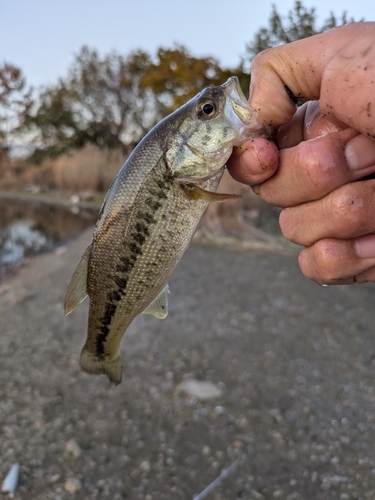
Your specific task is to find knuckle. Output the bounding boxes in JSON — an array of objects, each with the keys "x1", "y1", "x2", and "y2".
[
  {"x1": 293, "y1": 142, "x2": 330, "y2": 197},
  {"x1": 312, "y1": 239, "x2": 344, "y2": 282},
  {"x1": 251, "y1": 50, "x2": 271, "y2": 69},
  {"x1": 331, "y1": 182, "x2": 375, "y2": 234},
  {"x1": 279, "y1": 209, "x2": 297, "y2": 241}
]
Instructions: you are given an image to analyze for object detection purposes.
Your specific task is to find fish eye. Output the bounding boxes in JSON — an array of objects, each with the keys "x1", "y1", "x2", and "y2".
[{"x1": 197, "y1": 100, "x2": 216, "y2": 118}]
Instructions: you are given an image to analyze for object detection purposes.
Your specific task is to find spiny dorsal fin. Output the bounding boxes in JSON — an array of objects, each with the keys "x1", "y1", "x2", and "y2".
[
  {"x1": 181, "y1": 182, "x2": 241, "y2": 202},
  {"x1": 142, "y1": 284, "x2": 170, "y2": 319},
  {"x1": 64, "y1": 243, "x2": 92, "y2": 315}
]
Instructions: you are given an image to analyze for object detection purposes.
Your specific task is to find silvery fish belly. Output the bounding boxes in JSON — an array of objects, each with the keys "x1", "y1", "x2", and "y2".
[{"x1": 65, "y1": 76, "x2": 270, "y2": 385}]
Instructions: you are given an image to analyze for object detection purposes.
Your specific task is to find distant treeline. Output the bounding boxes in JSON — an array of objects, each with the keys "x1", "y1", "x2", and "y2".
[{"x1": 0, "y1": 2, "x2": 357, "y2": 164}]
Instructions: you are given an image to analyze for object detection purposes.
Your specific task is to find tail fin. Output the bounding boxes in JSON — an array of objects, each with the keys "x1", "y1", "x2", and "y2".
[{"x1": 80, "y1": 346, "x2": 122, "y2": 385}]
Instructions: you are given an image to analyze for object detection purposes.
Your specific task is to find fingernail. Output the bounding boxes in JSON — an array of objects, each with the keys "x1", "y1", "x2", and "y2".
[
  {"x1": 251, "y1": 185, "x2": 260, "y2": 195},
  {"x1": 345, "y1": 135, "x2": 375, "y2": 170},
  {"x1": 355, "y1": 233, "x2": 375, "y2": 258}
]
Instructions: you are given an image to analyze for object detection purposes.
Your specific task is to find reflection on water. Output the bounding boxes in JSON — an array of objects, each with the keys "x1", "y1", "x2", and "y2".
[{"x1": 0, "y1": 198, "x2": 98, "y2": 277}]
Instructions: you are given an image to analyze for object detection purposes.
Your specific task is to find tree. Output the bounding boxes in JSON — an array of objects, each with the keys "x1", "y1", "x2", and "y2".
[
  {"x1": 0, "y1": 63, "x2": 32, "y2": 159},
  {"x1": 140, "y1": 46, "x2": 247, "y2": 113},
  {"x1": 21, "y1": 47, "x2": 158, "y2": 160},
  {"x1": 245, "y1": 1, "x2": 357, "y2": 62}
]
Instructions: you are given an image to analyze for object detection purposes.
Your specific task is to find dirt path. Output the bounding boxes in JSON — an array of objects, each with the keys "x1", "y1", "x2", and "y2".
[{"x1": 1, "y1": 228, "x2": 375, "y2": 499}]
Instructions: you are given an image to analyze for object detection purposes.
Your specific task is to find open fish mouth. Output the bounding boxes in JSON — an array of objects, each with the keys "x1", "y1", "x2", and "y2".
[
  {"x1": 222, "y1": 76, "x2": 269, "y2": 142},
  {"x1": 221, "y1": 76, "x2": 248, "y2": 104}
]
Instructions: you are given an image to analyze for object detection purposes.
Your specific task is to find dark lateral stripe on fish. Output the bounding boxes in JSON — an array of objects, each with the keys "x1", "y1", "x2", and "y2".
[{"x1": 95, "y1": 165, "x2": 175, "y2": 357}]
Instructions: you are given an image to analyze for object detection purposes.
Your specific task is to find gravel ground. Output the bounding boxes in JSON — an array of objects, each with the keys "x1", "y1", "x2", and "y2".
[{"x1": 1, "y1": 228, "x2": 375, "y2": 500}]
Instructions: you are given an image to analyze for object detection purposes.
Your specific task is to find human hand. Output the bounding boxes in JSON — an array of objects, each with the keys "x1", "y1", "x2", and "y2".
[{"x1": 227, "y1": 22, "x2": 375, "y2": 284}]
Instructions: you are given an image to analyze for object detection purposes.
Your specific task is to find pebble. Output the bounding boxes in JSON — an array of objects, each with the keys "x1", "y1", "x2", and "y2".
[
  {"x1": 175, "y1": 379, "x2": 222, "y2": 400},
  {"x1": 139, "y1": 460, "x2": 151, "y2": 473},
  {"x1": 65, "y1": 438, "x2": 82, "y2": 459},
  {"x1": 64, "y1": 478, "x2": 81, "y2": 494},
  {"x1": 202, "y1": 446, "x2": 211, "y2": 456}
]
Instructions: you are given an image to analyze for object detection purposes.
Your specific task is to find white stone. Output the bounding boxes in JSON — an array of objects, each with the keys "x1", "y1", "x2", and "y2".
[{"x1": 175, "y1": 379, "x2": 222, "y2": 401}]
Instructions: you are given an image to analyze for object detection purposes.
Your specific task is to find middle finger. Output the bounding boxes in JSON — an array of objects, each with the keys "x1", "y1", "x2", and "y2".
[
  {"x1": 259, "y1": 129, "x2": 375, "y2": 207},
  {"x1": 280, "y1": 179, "x2": 375, "y2": 247}
]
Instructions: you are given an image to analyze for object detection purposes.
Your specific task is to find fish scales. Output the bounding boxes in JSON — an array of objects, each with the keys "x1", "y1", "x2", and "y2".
[
  {"x1": 87, "y1": 156, "x2": 216, "y2": 358},
  {"x1": 65, "y1": 76, "x2": 271, "y2": 384}
]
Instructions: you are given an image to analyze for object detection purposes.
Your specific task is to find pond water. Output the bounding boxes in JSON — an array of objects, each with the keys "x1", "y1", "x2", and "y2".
[{"x1": 0, "y1": 198, "x2": 98, "y2": 278}]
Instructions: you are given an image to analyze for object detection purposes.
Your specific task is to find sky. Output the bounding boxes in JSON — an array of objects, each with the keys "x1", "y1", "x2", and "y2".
[{"x1": 1, "y1": 0, "x2": 375, "y2": 89}]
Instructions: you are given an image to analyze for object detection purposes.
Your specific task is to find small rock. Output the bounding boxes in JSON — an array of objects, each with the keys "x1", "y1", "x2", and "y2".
[
  {"x1": 70, "y1": 195, "x2": 80, "y2": 204},
  {"x1": 175, "y1": 379, "x2": 222, "y2": 400},
  {"x1": 202, "y1": 446, "x2": 211, "y2": 456},
  {"x1": 65, "y1": 439, "x2": 81, "y2": 459},
  {"x1": 214, "y1": 406, "x2": 226, "y2": 415},
  {"x1": 49, "y1": 474, "x2": 61, "y2": 484},
  {"x1": 140, "y1": 460, "x2": 151, "y2": 473},
  {"x1": 64, "y1": 478, "x2": 81, "y2": 494}
]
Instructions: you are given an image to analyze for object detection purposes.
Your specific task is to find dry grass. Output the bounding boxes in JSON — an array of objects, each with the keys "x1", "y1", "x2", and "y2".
[
  {"x1": 0, "y1": 144, "x2": 127, "y2": 194},
  {"x1": 52, "y1": 145, "x2": 126, "y2": 192}
]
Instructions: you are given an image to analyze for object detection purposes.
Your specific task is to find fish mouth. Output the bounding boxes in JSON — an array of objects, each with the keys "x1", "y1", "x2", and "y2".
[
  {"x1": 222, "y1": 76, "x2": 255, "y2": 126},
  {"x1": 221, "y1": 76, "x2": 248, "y2": 104},
  {"x1": 222, "y1": 76, "x2": 269, "y2": 143}
]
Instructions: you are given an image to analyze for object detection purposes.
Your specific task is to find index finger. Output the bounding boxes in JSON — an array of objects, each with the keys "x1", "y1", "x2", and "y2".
[{"x1": 249, "y1": 23, "x2": 375, "y2": 130}]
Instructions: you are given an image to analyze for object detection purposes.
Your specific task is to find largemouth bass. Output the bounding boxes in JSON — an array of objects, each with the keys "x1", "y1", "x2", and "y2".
[{"x1": 65, "y1": 77, "x2": 270, "y2": 384}]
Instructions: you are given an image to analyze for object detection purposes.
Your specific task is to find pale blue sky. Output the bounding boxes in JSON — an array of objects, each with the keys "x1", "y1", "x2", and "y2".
[{"x1": 1, "y1": 0, "x2": 374, "y2": 88}]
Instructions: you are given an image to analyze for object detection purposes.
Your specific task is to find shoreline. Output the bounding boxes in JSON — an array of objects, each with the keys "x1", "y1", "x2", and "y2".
[{"x1": 0, "y1": 190, "x2": 102, "y2": 211}]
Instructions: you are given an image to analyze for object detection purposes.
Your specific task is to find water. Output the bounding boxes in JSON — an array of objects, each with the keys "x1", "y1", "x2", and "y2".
[{"x1": 0, "y1": 198, "x2": 98, "y2": 277}]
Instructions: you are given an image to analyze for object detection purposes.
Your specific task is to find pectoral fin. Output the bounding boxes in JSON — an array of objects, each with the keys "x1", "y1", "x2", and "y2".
[
  {"x1": 64, "y1": 243, "x2": 92, "y2": 314},
  {"x1": 142, "y1": 284, "x2": 170, "y2": 319},
  {"x1": 181, "y1": 182, "x2": 241, "y2": 202}
]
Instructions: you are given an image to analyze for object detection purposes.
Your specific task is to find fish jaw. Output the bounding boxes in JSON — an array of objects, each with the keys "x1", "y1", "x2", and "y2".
[{"x1": 222, "y1": 76, "x2": 272, "y2": 144}]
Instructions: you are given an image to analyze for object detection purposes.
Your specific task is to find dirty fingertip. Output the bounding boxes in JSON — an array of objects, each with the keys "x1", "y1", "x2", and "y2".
[{"x1": 227, "y1": 138, "x2": 279, "y2": 185}]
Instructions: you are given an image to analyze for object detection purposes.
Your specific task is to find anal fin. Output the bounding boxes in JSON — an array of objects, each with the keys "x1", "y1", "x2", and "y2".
[
  {"x1": 142, "y1": 284, "x2": 170, "y2": 319},
  {"x1": 64, "y1": 243, "x2": 92, "y2": 314}
]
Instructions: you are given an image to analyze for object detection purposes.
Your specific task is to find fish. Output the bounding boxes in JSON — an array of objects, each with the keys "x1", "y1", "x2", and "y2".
[{"x1": 65, "y1": 76, "x2": 270, "y2": 385}]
